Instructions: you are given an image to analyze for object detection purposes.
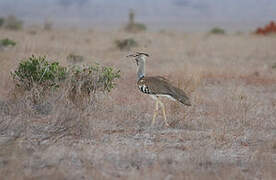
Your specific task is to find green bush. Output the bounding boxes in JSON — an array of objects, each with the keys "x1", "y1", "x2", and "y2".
[
  {"x1": 115, "y1": 38, "x2": 138, "y2": 50},
  {"x1": 4, "y1": 15, "x2": 23, "y2": 30},
  {"x1": 68, "y1": 64, "x2": 120, "y2": 96},
  {"x1": 209, "y1": 27, "x2": 225, "y2": 34},
  {"x1": 11, "y1": 55, "x2": 67, "y2": 90},
  {"x1": 100, "y1": 66, "x2": 121, "y2": 92},
  {"x1": 0, "y1": 17, "x2": 4, "y2": 27},
  {"x1": 0, "y1": 38, "x2": 16, "y2": 47},
  {"x1": 44, "y1": 20, "x2": 53, "y2": 31},
  {"x1": 125, "y1": 23, "x2": 147, "y2": 33},
  {"x1": 11, "y1": 56, "x2": 120, "y2": 98},
  {"x1": 124, "y1": 9, "x2": 146, "y2": 33}
]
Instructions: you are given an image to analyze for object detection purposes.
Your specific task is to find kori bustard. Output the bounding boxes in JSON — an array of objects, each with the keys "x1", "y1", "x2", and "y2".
[{"x1": 127, "y1": 52, "x2": 191, "y2": 127}]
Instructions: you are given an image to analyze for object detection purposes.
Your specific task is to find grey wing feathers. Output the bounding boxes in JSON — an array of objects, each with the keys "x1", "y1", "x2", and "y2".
[
  {"x1": 168, "y1": 85, "x2": 191, "y2": 106},
  {"x1": 143, "y1": 76, "x2": 191, "y2": 106}
]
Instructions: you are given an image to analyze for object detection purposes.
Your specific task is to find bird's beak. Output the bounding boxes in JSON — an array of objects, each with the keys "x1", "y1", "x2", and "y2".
[
  {"x1": 126, "y1": 54, "x2": 138, "y2": 65},
  {"x1": 126, "y1": 54, "x2": 136, "y2": 58}
]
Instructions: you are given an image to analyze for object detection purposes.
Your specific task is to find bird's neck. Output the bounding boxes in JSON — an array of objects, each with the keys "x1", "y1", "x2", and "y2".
[{"x1": 137, "y1": 60, "x2": 145, "y2": 81}]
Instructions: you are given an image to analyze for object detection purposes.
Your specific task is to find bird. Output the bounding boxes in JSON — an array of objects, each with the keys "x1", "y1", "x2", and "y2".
[{"x1": 126, "y1": 52, "x2": 191, "y2": 127}]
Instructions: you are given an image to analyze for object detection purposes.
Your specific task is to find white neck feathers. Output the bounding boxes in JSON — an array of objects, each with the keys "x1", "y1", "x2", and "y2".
[{"x1": 137, "y1": 57, "x2": 146, "y2": 80}]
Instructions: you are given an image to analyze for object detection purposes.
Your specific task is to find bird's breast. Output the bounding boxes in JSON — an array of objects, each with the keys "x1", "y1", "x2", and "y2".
[{"x1": 138, "y1": 85, "x2": 150, "y2": 94}]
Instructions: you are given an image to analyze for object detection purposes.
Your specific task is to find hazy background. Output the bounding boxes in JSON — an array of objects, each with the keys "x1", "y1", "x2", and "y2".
[{"x1": 0, "y1": 0, "x2": 275, "y2": 31}]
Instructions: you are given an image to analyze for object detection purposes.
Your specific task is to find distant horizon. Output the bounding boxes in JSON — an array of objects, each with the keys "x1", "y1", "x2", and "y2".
[
  {"x1": 19, "y1": 17, "x2": 274, "y2": 32},
  {"x1": 0, "y1": 0, "x2": 275, "y2": 31}
]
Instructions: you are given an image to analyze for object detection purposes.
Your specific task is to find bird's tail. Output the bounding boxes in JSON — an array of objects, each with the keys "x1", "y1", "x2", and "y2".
[{"x1": 170, "y1": 86, "x2": 191, "y2": 106}]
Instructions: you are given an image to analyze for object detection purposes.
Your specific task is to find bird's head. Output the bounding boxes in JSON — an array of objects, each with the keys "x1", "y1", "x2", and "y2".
[{"x1": 126, "y1": 52, "x2": 149, "y2": 66}]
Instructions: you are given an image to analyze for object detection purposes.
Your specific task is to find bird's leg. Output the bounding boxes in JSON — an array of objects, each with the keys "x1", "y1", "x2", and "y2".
[
  {"x1": 151, "y1": 100, "x2": 159, "y2": 126},
  {"x1": 158, "y1": 100, "x2": 170, "y2": 127}
]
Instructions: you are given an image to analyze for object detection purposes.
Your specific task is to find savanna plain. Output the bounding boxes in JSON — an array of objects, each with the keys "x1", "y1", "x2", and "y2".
[{"x1": 0, "y1": 27, "x2": 276, "y2": 180}]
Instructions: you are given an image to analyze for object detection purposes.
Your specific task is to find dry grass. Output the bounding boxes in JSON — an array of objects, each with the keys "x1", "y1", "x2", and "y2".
[{"x1": 0, "y1": 27, "x2": 276, "y2": 179}]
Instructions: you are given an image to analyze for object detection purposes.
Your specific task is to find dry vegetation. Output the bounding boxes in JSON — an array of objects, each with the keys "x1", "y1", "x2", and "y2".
[{"x1": 0, "y1": 27, "x2": 276, "y2": 180}]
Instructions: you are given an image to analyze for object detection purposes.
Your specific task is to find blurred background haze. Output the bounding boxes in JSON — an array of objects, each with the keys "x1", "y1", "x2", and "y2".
[{"x1": 0, "y1": 0, "x2": 276, "y2": 31}]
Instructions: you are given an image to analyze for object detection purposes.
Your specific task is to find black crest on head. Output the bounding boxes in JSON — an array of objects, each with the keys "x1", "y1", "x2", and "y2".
[
  {"x1": 126, "y1": 52, "x2": 150, "y2": 58},
  {"x1": 136, "y1": 52, "x2": 149, "y2": 57}
]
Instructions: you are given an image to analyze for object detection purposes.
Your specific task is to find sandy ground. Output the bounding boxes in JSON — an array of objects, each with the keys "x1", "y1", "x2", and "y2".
[{"x1": 0, "y1": 27, "x2": 276, "y2": 179}]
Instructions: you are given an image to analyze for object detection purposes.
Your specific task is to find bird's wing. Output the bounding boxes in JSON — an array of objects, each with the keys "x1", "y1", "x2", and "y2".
[
  {"x1": 153, "y1": 76, "x2": 169, "y2": 82},
  {"x1": 141, "y1": 76, "x2": 191, "y2": 106},
  {"x1": 139, "y1": 76, "x2": 170, "y2": 94}
]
